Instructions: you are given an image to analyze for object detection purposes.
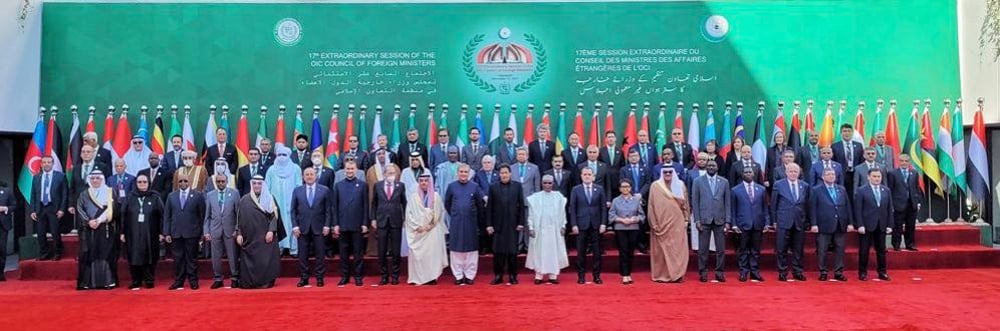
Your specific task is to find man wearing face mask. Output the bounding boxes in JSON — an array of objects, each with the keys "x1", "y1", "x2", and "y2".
[
  {"x1": 265, "y1": 145, "x2": 302, "y2": 256},
  {"x1": 206, "y1": 158, "x2": 236, "y2": 192},
  {"x1": 309, "y1": 150, "x2": 335, "y2": 188},
  {"x1": 173, "y1": 150, "x2": 207, "y2": 192}
]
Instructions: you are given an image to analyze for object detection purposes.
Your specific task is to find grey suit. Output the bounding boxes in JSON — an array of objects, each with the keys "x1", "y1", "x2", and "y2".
[
  {"x1": 203, "y1": 187, "x2": 240, "y2": 281},
  {"x1": 690, "y1": 175, "x2": 731, "y2": 277},
  {"x1": 873, "y1": 144, "x2": 895, "y2": 169},
  {"x1": 853, "y1": 162, "x2": 884, "y2": 192},
  {"x1": 461, "y1": 143, "x2": 489, "y2": 172},
  {"x1": 512, "y1": 162, "x2": 541, "y2": 198}
]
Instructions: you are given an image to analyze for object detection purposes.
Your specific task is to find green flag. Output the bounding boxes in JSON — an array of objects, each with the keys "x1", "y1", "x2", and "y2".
[
  {"x1": 169, "y1": 109, "x2": 182, "y2": 139},
  {"x1": 359, "y1": 110, "x2": 368, "y2": 153},
  {"x1": 951, "y1": 104, "x2": 967, "y2": 193},
  {"x1": 457, "y1": 109, "x2": 468, "y2": 149},
  {"x1": 903, "y1": 105, "x2": 924, "y2": 180},
  {"x1": 655, "y1": 107, "x2": 667, "y2": 147},
  {"x1": 555, "y1": 108, "x2": 566, "y2": 154},
  {"x1": 390, "y1": 109, "x2": 401, "y2": 152}
]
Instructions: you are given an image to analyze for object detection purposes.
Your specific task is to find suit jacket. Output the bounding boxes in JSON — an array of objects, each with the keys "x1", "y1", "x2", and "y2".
[
  {"x1": 137, "y1": 167, "x2": 172, "y2": 201},
  {"x1": 312, "y1": 166, "x2": 336, "y2": 189},
  {"x1": 291, "y1": 148, "x2": 313, "y2": 169},
  {"x1": 340, "y1": 149, "x2": 369, "y2": 171},
  {"x1": 853, "y1": 184, "x2": 893, "y2": 231},
  {"x1": 629, "y1": 143, "x2": 660, "y2": 171},
  {"x1": 727, "y1": 160, "x2": 764, "y2": 187},
  {"x1": 93, "y1": 147, "x2": 113, "y2": 168},
  {"x1": 237, "y1": 163, "x2": 268, "y2": 196},
  {"x1": 766, "y1": 145, "x2": 794, "y2": 172},
  {"x1": 427, "y1": 144, "x2": 453, "y2": 173},
  {"x1": 771, "y1": 165, "x2": 789, "y2": 184},
  {"x1": 770, "y1": 179, "x2": 810, "y2": 230},
  {"x1": 886, "y1": 168, "x2": 923, "y2": 212},
  {"x1": 795, "y1": 143, "x2": 819, "y2": 171},
  {"x1": 575, "y1": 161, "x2": 609, "y2": 196},
  {"x1": 106, "y1": 173, "x2": 136, "y2": 203},
  {"x1": 568, "y1": 184, "x2": 608, "y2": 230},
  {"x1": 494, "y1": 141, "x2": 521, "y2": 166},
  {"x1": 395, "y1": 141, "x2": 428, "y2": 169},
  {"x1": 163, "y1": 189, "x2": 206, "y2": 239},
  {"x1": 332, "y1": 178, "x2": 369, "y2": 231},
  {"x1": 872, "y1": 144, "x2": 895, "y2": 169},
  {"x1": 666, "y1": 141, "x2": 695, "y2": 169},
  {"x1": 205, "y1": 143, "x2": 238, "y2": 175},
  {"x1": 561, "y1": 146, "x2": 587, "y2": 168},
  {"x1": 852, "y1": 162, "x2": 885, "y2": 191},
  {"x1": 528, "y1": 139, "x2": 556, "y2": 173},
  {"x1": 831, "y1": 140, "x2": 864, "y2": 173},
  {"x1": 259, "y1": 151, "x2": 276, "y2": 168},
  {"x1": 70, "y1": 162, "x2": 111, "y2": 204},
  {"x1": 0, "y1": 186, "x2": 16, "y2": 231},
  {"x1": 598, "y1": 146, "x2": 626, "y2": 169},
  {"x1": 461, "y1": 143, "x2": 488, "y2": 172},
  {"x1": 690, "y1": 175, "x2": 731, "y2": 225},
  {"x1": 290, "y1": 184, "x2": 332, "y2": 235},
  {"x1": 619, "y1": 164, "x2": 651, "y2": 195},
  {"x1": 203, "y1": 187, "x2": 239, "y2": 239},
  {"x1": 370, "y1": 180, "x2": 407, "y2": 228},
  {"x1": 512, "y1": 162, "x2": 541, "y2": 197},
  {"x1": 731, "y1": 182, "x2": 770, "y2": 231},
  {"x1": 808, "y1": 160, "x2": 845, "y2": 186},
  {"x1": 544, "y1": 168, "x2": 573, "y2": 198},
  {"x1": 473, "y1": 169, "x2": 498, "y2": 198},
  {"x1": 31, "y1": 171, "x2": 68, "y2": 213},
  {"x1": 163, "y1": 150, "x2": 184, "y2": 173},
  {"x1": 808, "y1": 184, "x2": 853, "y2": 234}
]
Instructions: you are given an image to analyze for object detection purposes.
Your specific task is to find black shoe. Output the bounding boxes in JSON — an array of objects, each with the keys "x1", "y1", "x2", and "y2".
[
  {"x1": 834, "y1": 274, "x2": 848, "y2": 282},
  {"x1": 316, "y1": 279, "x2": 325, "y2": 287},
  {"x1": 593, "y1": 276, "x2": 602, "y2": 284},
  {"x1": 169, "y1": 281, "x2": 184, "y2": 290},
  {"x1": 230, "y1": 280, "x2": 239, "y2": 288},
  {"x1": 189, "y1": 282, "x2": 199, "y2": 290},
  {"x1": 297, "y1": 279, "x2": 309, "y2": 287},
  {"x1": 457, "y1": 279, "x2": 466, "y2": 286},
  {"x1": 390, "y1": 278, "x2": 400, "y2": 285},
  {"x1": 699, "y1": 275, "x2": 708, "y2": 283},
  {"x1": 355, "y1": 279, "x2": 363, "y2": 287},
  {"x1": 211, "y1": 280, "x2": 224, "y2": 289},
  {"x1": 509, "y1": 277, "x2": 519, "y2": 285},
  {"x1": 548, "y1": 279, "x2": 559, "y2": 285},
  {"x1": 716, "y1": 275, "x2": 726, "y2": 283},
  {"x1": 53, "y1": 254, "x2": 62, "y2": 261},
  {"x1": 338, "y1": 278, "x2": 349, "y2": 286},
  {"x1": 534, "y1": 279, "x2": 543, "y2": 285},
  {"x1": 750, "y1": 272, "x2": 764, "y2": 282},
  {"x1": 491, "y1": 276, "x2": 503, "y2": 285},
  {"x1": 465, "y1": 278, "x2": 474, "y2": 285},
  {"x1": 905, "y1": 247, "x2": 919, "y2": 252},
  {"x1": 778, "y1": 274, "x2": 788, "y2": 282},
  {"x1": 793, "y1": 274, "x2": 807, "y2": 282},
  {"x1": 858, "y1": 274, "x2": 868, "y2": 281},
  {"x1": 819, "y1": 274, "x2": 828, "y2": 282},
  {"x1": 577, "y1": 276, "x2": 585, "y2": 284},
  {"x1": 128, "y1": 282, "x2": 141, "y2": 289},
  {"x1": 425, "y1": 280, "x2": 438, "y2": 285},
  {"x1": 878, "y1": 273, "x2": 891, "y2": 281},
  {"x1": 892, "y1": 246, "x2": 901, "y2": 251},
  {"x1": 738, "y1": 273, "x2": 748, "y2": 282},
  {"x1": 379, "y1": 278, "x2": 389, "y2": 286},
  {"x1": 144, "y1": 282, "x2": 155, "y2": 289}
]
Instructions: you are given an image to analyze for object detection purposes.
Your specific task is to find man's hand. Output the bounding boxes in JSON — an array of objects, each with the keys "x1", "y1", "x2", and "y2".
[
  {"x1": 56, "y1": 210, "x2": 64, "y2": 218},
  {"x1": 370, "y1": 221, "x2": 377, "y2": 232},
  {"x1": 323, "y1": 226, "x2": 331, "y2": 236},
  {"x1": 917, "y1": 203, "x2": 922, "y2": 211},
  {"x1": 30, "y1": 212, "x2": 37, "y2": 221},
  {"x1": 362, "y1": 225, "x2": 369, "y2": 234},
  {"x1": 120, "y1": 234, "x2": 126, "y2": 243},
  {"x1": 333, "y1": 226, "x2": 341, "y2": 236},
  {"x1": 732, "y1": 226, "x2": 742, "y2": 234},
  {"x1": 88, "y1": 220, "x2": 99, "y2": 229},
  {"x1": 204, "y1": 234, "x2": 212, "y2": 241},
  {"x1": 810, "y1": 225, "x2": 819, "y2": 233},
  {"x1": 572, "y1": 226, "x2": 579, "y2": 235},
  {"x1": 516, "y1": 225, "x2": 524, "y2": 232},
  {"x1": 857, "y1": 226, "x2": 866, "y2": 235},
  {"x1": 164, "y1": 235, "x2": 173, "y2": 243},
  {"x1": 67, "y1": 207, "x2": 75, "y2": 214},
  {"x1": 159, "y1": 235, "x2": 165, "y2": 242},
  {"x1": 292, "y1": 227, "x2": 301, "y2": 238},
  {"x1": 236, "y1": 235, "x2": 244, "y2": 246},
  {"x1": 886, "y1": 227, "x2": 893, "y2": 234},
  {"x1": 696, "y1": 223, "x2": 704, "y2": 232},
  {"x1": 486, "y1": 226, "x2": 495, "y2": 235},
  {"x1": 529, "y1": 230, "x2": 536, "y2": 238},
  {"x1": 599, "y1": 224, "x2": 607, "y2": 234},
  {"x1": 265, "y1": 231, "x2": 274, "y2": 243}
]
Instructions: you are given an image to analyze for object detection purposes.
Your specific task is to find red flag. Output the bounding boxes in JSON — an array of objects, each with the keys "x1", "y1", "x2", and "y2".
[
  {"x1": 112, "y1": 109, "x2": 133, "y2": 158},
  {"x1": 573, "y1": 105, "x2": 585, "y2": 140},
  {"x1": 523, "y1": 111, "x2": 536, "y2": 144},
  {"x1": 624, "y1": 108, "x2": 638, "y2": 152},
  {"x1": 275, "y1": 108, "x2": 287, "y2": 148},
  {"x1": 344, "y1": 109, "x2": 356, "y2": 152},
  {"x1": 236, "y1": 109, "x2": 251, "y2": 167},
  {"x1": 86, "y1": 108, "x2": 96, "y2": 135},
  {"x1": 325, "y1": 110, "x2": 340, "y2": 166},
  {"x1": 805, "y1": 102, "x2": 816, "y2": 133},
  {"x1": 885, "y1": 103, "x2": 901, "y2": 166},
  {"x1": 605, "y1": 104, "x2": 616, "y2": 136},
  {"x1": 673, "y1": 104, "x2": 684, "y2": 141},
  {"x1": 426, "y1": 110, "x2": 437, "y2": 146},
  {"x1": 587, "y1": 109, "x2": 600, "y2": 147},
  {"x1": 44, "y1": 113, "x2": 64, "y2": 173},
  {"x1": 640, "y1": 103, "x2": 650, "y2": 134},
  {"x1": 102, "y1": 109, "x2": 114, "y2": 153},
  {"x1": 541, "y1": 105, "x2": 551, "y2": 128}
]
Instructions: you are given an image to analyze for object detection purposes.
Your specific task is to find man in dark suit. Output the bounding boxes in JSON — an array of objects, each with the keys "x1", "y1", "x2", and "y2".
[
  {"x1": 576, "y1": 146, "x2": 609, "y2": 196},
  {"x1": 731, "y1": 167, "x2": 770, "y2": 282},
  {"x1": 473, "y1": 156, "x2": 498, "y2": 197},
  {"x1": 258, "y1": 138, "x2": 276, "y2": 168},
  {"x1": 652, "y1": 147, "x2": 687, "y2": 182},
  {"x1": 561, "y1": 133, "x2": 586, "y2": 169},
  {"x1": 854, "y1": 168, "x2": 893, "y2": 281},
  {"x1": 237, "y1": 148, "x2": 268, "y2": 196},
  {"x1": 529, "y1": 124, "x2": 557, "y2": 174},
  {"x1": 163, "y1": 172, "x2": 207, "y2": 290},
  {"x1": 795, "y1": 130, "x2": 820, "y2": 171},
  {"x1": 138, "y1": 153, "x2": 172, "y2": 202},
  {"x1": 853, "y1": 147, "x2": 885, "y2": 192},
  {"x1": 808, "y1": 147, "x2": 845, "y2": 186},
  {"x1": 568, "y1": 167, "x2": 608, "y2": 284},
  {"x1": 771, "y1": 163, "x2": 810, "y2": 282},
  {"x1": 291, "y1": 167, "x2": 332, "y2": 287},
  {"x1": 396, "y1": 129, "x2": 428, "y2": 169},
  {"x1": 494, "y1": 128, "x2": 521, "y2": 166},
  {"x1": 770, "y1": 150, "x2": 797, "y2": 184},
  {"x1": 831, "y1": 124, "x2": 864, "y2": 199},
  {"x1": 69, "y1": 145, "x2": 111, "y2": 215},
  {"x1": 0, "y1": 182, "x2": 16, "y2": 281},
  {"x1": 370, "y1": 165, "x2": 406, "y2": 285},
  {"x1": 107, "y1": 159, "x2": 136, "y2": 204},
  {"x1": 629, "y1": 130, "x2": 659, "y2": 172},
  {"x1": 427, "y1": 129, "x2": 453, "y2": 173},
  {"x1": 887, "y1": 154, "x2": 923, "y2": 251},
  {"x1": 82, "y1": 132, "x2": 113, "y2": 168},
  {"x1": 620, "y1": 150, "x2": 650, "y2": 196},
  {"x1": 332, "y1": 160, "x2": 369, "y2": 286},
  {"x1": 461, "y1": 128, "x2": 488, "y2": 172},
  {"x1": 205, "y1": 127, "x2": 238, "y2": 176},
  {"x1": 544, "y1": 155, "x2": 573, "y2": 198},
  {"x1": 809, "y1": 168, "x2": 853, "y2": 282},
  {"x1": 667, "y1": 128, "x2": 695, "y2": 169},
  {"x1": 163, "y1": 135, "x2": 185, "y2": 173},
  {"x1": 307, "y1": 150, "x2": 336, "y2": 189},
  {"x1": 599, "y1": 131, "x2": 625, "y2": 200},
  {"x1": 690, "y1": 160, "x2": 730, "y2": 282},
  {"x1": 728, "y1": 146, "x2": 764, "y2": 187},
  {"x1": 291, "y1": 134, "x2": 313, "y2": 169},
  {"x1": 30, "y1": 156, "x2": 68, "y2": 261},
  {"x1": 341, "y1": 135, "x2": 369, "y2": 172}
]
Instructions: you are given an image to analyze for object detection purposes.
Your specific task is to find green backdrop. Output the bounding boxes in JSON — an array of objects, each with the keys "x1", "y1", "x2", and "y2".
[{"x1": 40, "y1": 0, "x2": 960, "y2": 147}]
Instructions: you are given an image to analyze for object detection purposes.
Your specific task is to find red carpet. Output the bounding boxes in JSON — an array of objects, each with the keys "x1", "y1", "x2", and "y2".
[{"x1": 2, "y1": 268, "x2": 1000, "y2": 330}]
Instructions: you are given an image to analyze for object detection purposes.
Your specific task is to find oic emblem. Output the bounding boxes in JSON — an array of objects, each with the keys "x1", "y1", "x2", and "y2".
[
  {"x1": 463, "y1": 27, "x2": 547, "y2": 94},
  {"x1": 702, "y1": 15, "x2": 730, "y2": 43},
  {"x1": 274, "y1": 18, "x2": 302, "y2": 46}
]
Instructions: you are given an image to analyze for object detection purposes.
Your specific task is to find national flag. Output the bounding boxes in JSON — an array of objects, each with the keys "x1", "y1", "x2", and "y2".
[
  {"x1": 573, "y1": 104, "x2": 585, "y2": 142},
  {"x1": 604, "y1": 103, "x2": 616, "y2": 141},
  {"x1": 852, "y1": 104, "x2": 866, "y2": 145},
  {"x1": 773, "y1": 104, "x2": 786, "y2": 145},
  {"x1": 555, "y1": 105, "x2": 567, "y2": 154},
  {"x1": 426, "y1": 107, "x2": 437, "y2": 146},
  {"x1": 673, "y1": 103, "x2": 684, "y2": 141},
  {"x1": 326, "y1": 109, "x2": 340, "y2": 168},
  {"x1": 102, "y1": 107, "x2": 114, "y2": 154},
  {"x1": 345, "y1": 106, "x2": 356, "y2": 152},
  {"x1": 734, "y1": 104, "x2": 745, "y2": 140},
  {"x1": 655, "y1": 103, "x2": 667, "y2": 148},
  {"x1": 439, "y1": 105, "x2": 449, "y2": 145},
  {"x1": 168, "y1": 105, "x2": 181, "y2": 143},
  {"x1": 641, "y1": 102, "x2": 651, "y2": 134},
  {"x1": 869, "y1": 101, "x2": 883, "y2": 146},
  {"x1": 274, "y1": 106, "x2": 287, "y2": 148},
  {"x1": 885, "y1": 101, "x2": 901, "y2": 166},
  {"x1": 687, "y1": 105, "x2": 700, "y2": 153},
  {"x1": 137, "y1": 108, "x2": 150, "y2": 150},
  {"x1": 804, "y1": 101, "x2": 816, "y2": 133},
  {"x1": 359, "y1": 106, "x2": 369, "y2": 152},
  {"x1": 200, "y1": 108, "x2": 218, "y2": 164},
  {"x1": 587, "y1": 108, "x2": 600, "y2": 147},
  {"x1": 819, "y1": 102, "x2": 835, "y2": 147},
  {"x1": 703, "y1": 103, "x2": 717, "y2": 149},
  {"x1": 623, "y1": 106, "x2": 637, "y2": 152},
  {"x1": 903, "y1": 102, "x2": 926, "y2": 191},
  {"x1": 45, "y1": 111, "x2": 64, "y2": 173},
  {"x1": 719, "y1": 103, "x2": 732, "y2": 160},
  {"x1": 751, "y1": 109, "x2": 767, "y2": 179},
  {"x1": 18, "y1": 113, "x2": 46, "y2": 202},
  {"x1": 112, "y1": 107, "x2": 133, "y2": 159},
  {"x1": 456, "y1": 106, "x2": 468, "y2": 149},
  {"x1": 968, "y1": 99, "x2": 990, "y2": 201},
  {"x1": 255, "y1": 106, "x2": 268, "y2": 149},
  {"x1": 236, "y1": 108, "x2": 251, "y2": 168},
  {"x1": 151, "y1": 107, "x2": 166, "y2": 155},
  {"x1": 789, "y1": 102, "x2": 802, "y2": 149},
  {"x1": 489, "y1": 105, "x2": 501, "y2": 154},
  {"x1": 507, "y1": 106, "x2": 519, "y2": 145},
  {"x1": 951, "y1": 101, "x2": 967, "y2": 193},
  {"x1": 85, "y1": 107, "x2": 96, "y2": 135},
  {"x1": 920, "y1": 103, "x2": 943, "y2": 196},
  {"x1": 390, "y1": 106, "x2": 401, "y2": 151},
  {"x1": 66, "y1": 107, "x2": 83, "y2": 179},
  {"x1": 523, "y1": 109, "x2": 536, "y2": 145},
  {"x1": 218, "y1": 106, "x2": 231, "y2": 137},
  {"x1": 474, "y1": 105, "x2": 486, "y2": 145},
  {"x1": 407, "y1": 105, "x2": 417, "y2": 130},
  {"x1": 541, "y1": 104, "x2": 551, "y2": 128},
  {"x1": 371, "y1": 106, "x2": 384, "y2": 151},
  {"x1": 181, "y1": 106, "x2": 195, "y2": 151},
  {"x1": 311, "y1": 108, "x2": 323, "y2": 154},
  {"x1": 293, "y1": 106, "x2": 305, "y2": 143},
  {"x1": 936, "y1": 103, "x2": 956, "y2": 192}
]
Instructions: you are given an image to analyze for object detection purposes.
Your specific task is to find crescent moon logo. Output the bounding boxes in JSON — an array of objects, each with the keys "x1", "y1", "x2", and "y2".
[{"x1": 27, "y1": 156, "x2": 42, "y2": 173}]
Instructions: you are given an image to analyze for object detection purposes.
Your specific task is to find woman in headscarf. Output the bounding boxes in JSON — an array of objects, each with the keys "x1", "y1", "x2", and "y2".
[
  {"x1": 404, "y1": 173, "x2": 448, "y2": 285},
  {"x1": 76, "y1": 170, "x2": 116, "y2": 290},
  {"x1": 236, "y1": 175, "x2": 285, "y2": 289},
  {"x1": 647, "y1": 167, "x2": 691, "y2": 283},
  {"x1": 265, "y1": 145, "x2": 301, "y2": 256},
  {"x1": 119, "y1": 173, "x2": 164, "y2": 289}
]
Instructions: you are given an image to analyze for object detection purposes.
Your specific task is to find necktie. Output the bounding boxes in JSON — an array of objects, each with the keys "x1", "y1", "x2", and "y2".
[
  {"x1": 520, "y1": 164, "x2": 526, "y2": 179},
  {"x1": 149, "y1": 168, "x2": 156, "y2": 183},
  {"x1": 218, "y1": 190, "x2": 225, "y2": 208},
  {"x1": 180, "y1": 191, "x2": 187, "y2": 209},
  {"x1": 251, "y1": 165, "x2": 257, "y2": 177},
  {"x1": 640, "y1": 144, "x2": 647, "y2": 163},
  {"x1": 385, "y1": 182, "x2": 392, "y2": 198},
  {"x1": 746, "y1": 183, "x2": 754, "y2": 201},
  {"x1": 555, "y1": 171, "x2": 562, "y2": 185},
  {"x1": 828, "y1": 186, "x2": 837, "y2": 201},
  {"x1": 540, "y1": 141, "x2": 546, "y2": 155},
  {"x1": 508, "y1": 144, "x2": 514, "y2": 159},
  {"x1": 590, "y1": 161, "x2": 597, "y2": 174},
  {"x1": 675, "y1": 143, "x2": 682, "y2": 162},
  {"x1": 174, "y1": 153, "x2": 180, "y2": 167},
  {"x1": 791, "y1": 181, "x2": 799, "y2": 201},
  {"x1": 572, "y1": 148, "x2": 578, "y2": 163},
  {"x1": 585, "y1": 185, "x2": 592, "y2": 203},
  {"x1": 608, "y1": 148, "x2": 615, "y2": 164},
  {"x1": 902, "y1": 169, "x2": 909, "y2": 181},
  {"x1": 632, "y1": 166, "x2": 640, "y2": 191},
  {"x1": 220, "y1": 144, "x2": 224, "y2": 155},
  {"x1": 873, "y1": 186, "x2": 881, "y2": 207},
  {"x1": 83, "y1": 163, "x2": 91, "y2": 180},
  {"x1": 825, "y1": 161, "x2": 832, "y2": 170},
  {"x1": 709, "y1": 177, "x2": 717, "y2": 196},
  {"x1": 846, "y1": 143, "x2": 854, "y2": 171},
  {"x1": 472, "y1": 144, "x2": 478, "y2": 155},
  {"x1": 118, "y1": 176, "x2": 124, "y2": 188},
  {"x1": 42, "y1": 173, "x2": 50, "y2": 205},
  {"x1": 811, "y1": 145, "x2": 818, "y2": 163},
  {"x1": 307, "y1": 186, "x2": 314, "y2": 206}
]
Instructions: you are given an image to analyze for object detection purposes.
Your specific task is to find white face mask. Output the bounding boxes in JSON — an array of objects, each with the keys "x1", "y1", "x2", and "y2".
[
  {"x1": 183, "y1": 159, "x2": 194, "y2": 167},
  {"x1": 312, "y1": 157, "x2": 323, "y2": 165},
  {"x1": 384, "y1": 175, "x2": 396, "y2": 183},
  {"x1": 215, "y1": 165, "x2": 227, "y2": 174}
]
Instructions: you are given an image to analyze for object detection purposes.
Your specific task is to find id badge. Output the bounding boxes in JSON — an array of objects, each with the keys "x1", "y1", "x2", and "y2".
[
  {"x1": 119, "y1": 189, "x2": 126, "y2": 197},
  {"x1": 138, "y1": 214, "x2": 145, "y2": 223}
]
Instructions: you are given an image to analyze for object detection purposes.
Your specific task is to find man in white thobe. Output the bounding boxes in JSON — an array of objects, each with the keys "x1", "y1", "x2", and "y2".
[
  {"x1": 122, "y1": 135, "x2": 152, "y2": 176},
  {"x1": 404, "y1": 173, "x2": 448, "y2": 285},
  {"x1": 526, "y1": 175, "x2": 569, "y2": 284}
]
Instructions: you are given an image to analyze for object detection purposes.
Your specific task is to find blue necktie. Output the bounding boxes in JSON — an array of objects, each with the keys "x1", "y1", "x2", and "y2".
[
  {"x1": 42, "y1": 173, "x2": 50, "y2": 205},
  {"x1": 585, "y1": 185, "x2": 592, "y2": 204},
  {"x1": 874, "y1": 186, "x2": 881, "y2": 207},
  {"x1": 828, "y1": 186, "x2": 837, "y2": 201},
  {"x1": 307, "y1": 186, "x2": 314, "y2": 207},
  {"x1": 632, "y1": 166, "x2": 640, "y2": 193}
]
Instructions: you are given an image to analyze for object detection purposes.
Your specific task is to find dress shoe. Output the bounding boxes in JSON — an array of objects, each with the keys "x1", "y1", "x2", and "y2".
[
  {"x1": 230, "y1": 280, "x2": 240, "y2": 288},
  {"x1": 905, "y1": 247, "x2": 919, "y2": 252},
  {"x1": 878, "y1": 273, "x2": 891, "y2": 281},
  {"x1": 390, "y1": 278, "x2": 400, "y2": 285},
  {"x1": 509, "y1": 277, "x2": 519, "y2": 285},
  {"x1": 716, "y1": 274, "x2": 726, "y2": 283},
  {"x1": 169, "y1": 282, "x2": 184, "y2": 290},
  {"x1": 145, "y1": 282, "x2": 155, "y2": 289},
  {"x1": 818, "y1": 274, "x2": 828, "y2": 282},
  {"x1": 53, "y1": 254, "x2": 62, "y2": 261},
  {"x1": 355, "y1": 279, "x2": 363, "y2": 287},
  {"x1": 316, "y1": 279, "x2": 325, "y2": 287},
  {"x1": 464, "y1": 278, "x2": 474, "y2": 285},
  {"x1": 778, "y1": 274, "x2": 788, "y2": 282},
  {"x1": 738, "y1": 273, "x2": 748, "y2": 282},
  {"x1": 892, "y1": 246, "x2": 901, "y2": 251},
  {"x1": 379, "y1": 278, "x2": 389, "y2": 286},
  {"x1": 491, "y1": 276, "x2": 504, "y2": 285},
  {"x1": 834, "y1": 274, "x2": 848, "y2": 282},
  {"x1": 534, "y1": 279, "x2": 543, "y2": 285},
  {"x1": 699, "y1": 275, "x2": 709, "y2": 283},
  {"x1": 211, "y1": 280, "x2": 224, "y2": 289},
  {"x1": 338, "y1": 278, "x2": 350, "y2": 286},
  {"x1": 577, "y1": 277, "x2": 585, "y2": 284},
  {"x1": 751, "y1": 272, "x2": 764, "y2": 282},
  {"x1": 858, "y1": 274, "x2": 868, "y2": 281},
  {"x1": 297, "y1": 279, "x2": 309, "y2": 287},
  {"x1": 793, "y1": 274, "x2": 807, "y2": 282},
  {"x1": 425, "y1": 280, "x2": 437, "y2": 285},
  {"x1": 128, "y1": 282, "x2": 141, "y2": 290},
  {"x1": 592, "y1": 276, "x2": 602, "y2": 284},
  {"x1": 457, "y1": 279, "x2": 466, "y2": 286},
  {"x1": 547, "y1": 279, "x2": 559, "y2": 285},
  {"x1": 189, "y1": 282, "x2": 199, "y2": 290}
]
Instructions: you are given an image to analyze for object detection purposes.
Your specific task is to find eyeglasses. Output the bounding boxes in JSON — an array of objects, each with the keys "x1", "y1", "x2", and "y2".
[
  {"x1": 672, "y1": 133, "x2": 682, "y2": 136},
  {"x1": 178, "y1": 180, "x2": 189, "y2": 183},
  {"x1": 542, "y1": 182, "x2": 554, "y2": 185},
  {"x1": 132, "y1": 141, "x2": 143, "y2": 145},
  {"x1": 438, "y1": 134, "x2": 447, "y2": 137},
  {"x1": 136, "y1": 181, "x2": 148, "y2": 184}
]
